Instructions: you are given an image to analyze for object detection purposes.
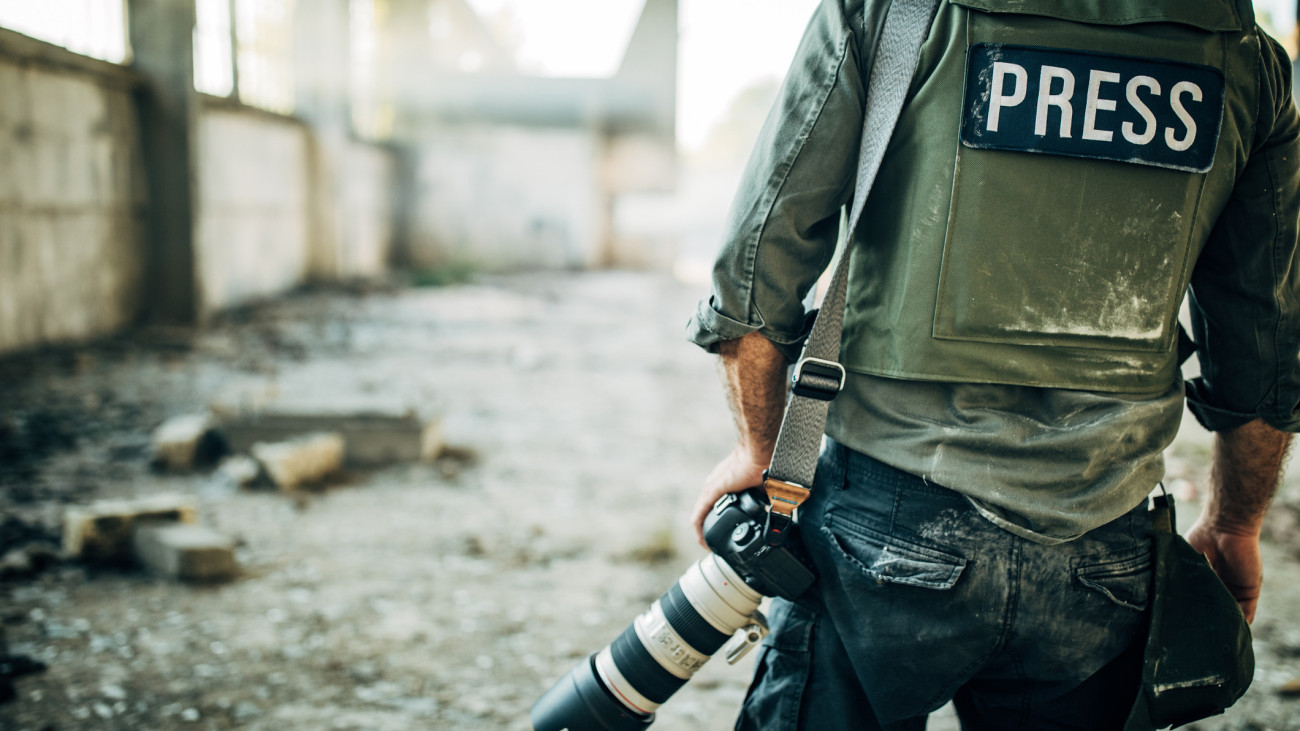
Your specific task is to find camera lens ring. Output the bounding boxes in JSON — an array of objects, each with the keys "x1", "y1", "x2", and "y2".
[
  {"x1": 536, "y1": 553, "x2": 773, "y2": 729},
  {"x1": 633, "y1": 600, "x2": 712, "y2": 680},
  {"x1": 662, "y1": 583, "x2": 731, "y2": 655},
  {"x1": 609, "y1": 623, "x2": 688, "y2": 704},
  {"x1": 678, "y1": 555, "x2": 762, "y2": 634}
]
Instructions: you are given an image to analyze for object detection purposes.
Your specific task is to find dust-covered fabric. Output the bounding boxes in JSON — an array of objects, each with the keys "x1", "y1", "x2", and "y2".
[{"x1": 686, "y1": 0, "x2": 1300, "y2": 541}]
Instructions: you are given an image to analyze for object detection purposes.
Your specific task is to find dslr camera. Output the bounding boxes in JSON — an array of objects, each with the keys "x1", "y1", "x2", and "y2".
[{"x1": 530, "y1": 487, "x2": 816, "y2": 730}]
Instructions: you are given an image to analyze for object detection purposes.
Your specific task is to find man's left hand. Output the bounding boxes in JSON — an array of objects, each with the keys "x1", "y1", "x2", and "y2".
[{"x1": 1185, "y1": 521, "x2": 1264, "y2": 623}]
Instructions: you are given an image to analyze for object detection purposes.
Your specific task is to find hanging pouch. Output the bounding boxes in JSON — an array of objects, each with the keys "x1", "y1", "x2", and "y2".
[{"x1": 1124, "y1": 494, "x2": 1254, "y2": 729}]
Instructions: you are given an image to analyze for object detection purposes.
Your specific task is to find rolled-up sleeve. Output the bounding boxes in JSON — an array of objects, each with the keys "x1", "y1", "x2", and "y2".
[
  {"x1": 1186, "y1": 35, "x2": 1300, "y2": 432},
  {"x1": 686, "y1": 0, "x2": 872, "y2": 363}
]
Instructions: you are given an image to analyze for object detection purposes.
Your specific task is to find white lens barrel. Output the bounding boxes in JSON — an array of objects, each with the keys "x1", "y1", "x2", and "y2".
[
  {"x1": 633, "y1": 600, "x2": 712, "y2": 679},
  {"x1": 592, "y1": 554, "x2": 765, "y2": 720},
  {"x1": 679, "y1": 554, "x2": 763, "y2": 635}
]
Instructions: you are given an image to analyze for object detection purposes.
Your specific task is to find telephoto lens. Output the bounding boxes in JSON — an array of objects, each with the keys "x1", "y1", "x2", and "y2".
[
  {"x1": 530, "y1": 489, "x2": 814, "y2": 731},
  {"x1": 530, "y1": 553, "x2": 764, "y2": 730}
]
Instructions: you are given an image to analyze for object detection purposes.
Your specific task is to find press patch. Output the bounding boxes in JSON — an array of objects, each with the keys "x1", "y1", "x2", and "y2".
[{"x1": 961, "y1": 44, "x2": 1225, "y2": 173}]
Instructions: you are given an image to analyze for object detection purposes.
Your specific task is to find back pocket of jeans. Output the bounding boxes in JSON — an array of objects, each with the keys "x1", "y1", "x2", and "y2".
[
  {"x1": 822, "y1": 512, "x2": 967, "y2": 589},
  {"x1": 1072, "y1": 545, "x2": 1152, "y2": 612}
]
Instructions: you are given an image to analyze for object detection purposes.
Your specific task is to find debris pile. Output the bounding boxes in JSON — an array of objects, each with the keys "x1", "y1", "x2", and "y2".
[{"x1": 48, "y1": 404, "x2": 448, "y2": 584}]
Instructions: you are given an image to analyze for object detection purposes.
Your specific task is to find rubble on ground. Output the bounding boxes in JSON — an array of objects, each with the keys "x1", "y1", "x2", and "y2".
[
  {"x1": 250, "y1": 432, "x2": 347, "y2": 492},
  {"x1": 1, "y1": 273, "x2": 1296, "y2": 730},
  {"x1": 62, "y1": 495, "x2": 198, "y2": 564},
  {"x1": 150, "y1": 414, "x2": 227, "y2": 472}
]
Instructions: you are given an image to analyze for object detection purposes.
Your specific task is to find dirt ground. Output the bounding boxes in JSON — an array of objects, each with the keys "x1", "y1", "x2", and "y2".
[{"x1": 1, "y1": 271, "x2": 1299, "y2": 730}]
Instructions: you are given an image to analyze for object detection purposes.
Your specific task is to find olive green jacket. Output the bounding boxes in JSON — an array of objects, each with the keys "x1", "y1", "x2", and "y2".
[
  {"x1": 688, "y1": 0, "x2": 1300, "y2": 540},
  {"x1": 691, "y1": 0, "x2": 1300, "y2": 428}
]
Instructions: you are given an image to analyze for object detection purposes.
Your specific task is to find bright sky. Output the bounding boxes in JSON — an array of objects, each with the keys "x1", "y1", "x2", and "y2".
[
  {"x1": 463, "y1": 0, "x2": 646, "y2": 77},
  {"x1": 466, "y1": 0, "x2": 1298, "y2": 151},
  {"x1": 1259, "y1": 0, "x2": 1300, "y2": 36},
  {"x1": 464, "y1": 0, "x2": 823, "y2": 150},
  {"x1": 678, "y1": 0, "x2": 821, "y2": 150},
  {"x1": 0, "y1": 0, "x2": 128, "y2": 63}
]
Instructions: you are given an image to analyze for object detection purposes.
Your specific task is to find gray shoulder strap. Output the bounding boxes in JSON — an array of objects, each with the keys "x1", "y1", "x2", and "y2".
[{"x1": 763, "y1": 0, "x2": 941, "y2": 535}]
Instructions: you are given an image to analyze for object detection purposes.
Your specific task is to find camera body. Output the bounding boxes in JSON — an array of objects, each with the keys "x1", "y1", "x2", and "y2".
[
  {"x1": 703, "y1": 488, "x2": 815, "y2": 601},
  {"x1": 530, "y1": 487, "x2": 816, "y2": 731}
]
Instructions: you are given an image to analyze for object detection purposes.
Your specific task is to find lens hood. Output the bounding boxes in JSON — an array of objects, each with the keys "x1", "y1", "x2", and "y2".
[{"x1": 531, "y1": 654, "x2": 655, "y2": 731}]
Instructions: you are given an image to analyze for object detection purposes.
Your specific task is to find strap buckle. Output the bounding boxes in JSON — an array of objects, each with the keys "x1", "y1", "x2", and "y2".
[
  {"x1": 762, "y1": 471, "x2": 810, "y2": 546},
  {"x1": 791, "y1": 358, "x2": 846, "y2": 401}
]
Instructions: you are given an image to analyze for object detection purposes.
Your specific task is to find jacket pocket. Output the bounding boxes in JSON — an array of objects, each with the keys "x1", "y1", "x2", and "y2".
[{"x1": 822, "y1": 511, "x2": 967, "y2": 589}]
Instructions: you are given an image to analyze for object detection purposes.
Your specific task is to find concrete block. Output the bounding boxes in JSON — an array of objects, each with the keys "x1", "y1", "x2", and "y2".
[
  {"x1": 217, "y1": 454, "x2": 261, "y2": 487},
  {"x1": 251, "y1": 432, "x2": 345, "y2": 490},
  {"x1": 196, "y1": 109, "x2": 312, "y2": 316},
  {"x1": 63, "y1": 495, "x2": 197, "y2": 563},
  {"x1": 0, "y1": 542, "x2": 60, "y2": 580},
  {"x1": 220, "y1": 410, "x2": 442, "y2": 467},
  {"x1": 151, "y1": 413, "x2": 226, "y2": 471},
  {"x1": 132, "y1": 522, "x2": 237, "y2": 583}
]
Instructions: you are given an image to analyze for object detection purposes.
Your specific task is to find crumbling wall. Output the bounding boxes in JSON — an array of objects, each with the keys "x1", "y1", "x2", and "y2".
[
  {"x1": 0, "y1": 47, "x2": 147, "y2": 354},
  {"x1": 404, "y1": 124, "x2": 606, "y2": 271},
  {"x1": 0, "y1": 18, "x2": 398, "y2": 353},
  {"x1": 387, "y1": 0, "x2": 679, "y2": 272},
  {"x1": 340, "y1": 140, "x2": 397, "y2": 279},
  {"x1": 194, "y1": 105, "x2": 397, "y2": 315},
  {"x1": 195, "y1": 106, "x2": 313, "y2": 316}
]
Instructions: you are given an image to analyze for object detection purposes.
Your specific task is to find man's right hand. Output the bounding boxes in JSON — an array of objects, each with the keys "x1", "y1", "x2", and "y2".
[
  {"x1": 692, "y1": 333, "x2": 788, "y2": 547},
  {"x1": 691, "y1": 446, "x2": 769, "y2": 548}
]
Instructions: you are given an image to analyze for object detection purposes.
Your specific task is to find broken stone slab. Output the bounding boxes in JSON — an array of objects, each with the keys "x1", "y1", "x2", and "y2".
[
  {"x1": 216, "y1": 455, "x2": 261, "y2": 488},
  {"x1": 216, "y1": 407, "x2": 442, "y2": 467},
  {"x1": 150, "y1": 413, "x2": 228, "y2": 472},
  {"x1": 251, "y1": 432, "x2": 346, "y2": 491},
  {"x1": 0, "y1": 542, "x2": 61, "y2": 580},
  {"x1": 132, "y1": 523, "x2": 237, "y2": 583},
  {"x1": 63, "y1": 495, "x2": 197, "y2": 563}
]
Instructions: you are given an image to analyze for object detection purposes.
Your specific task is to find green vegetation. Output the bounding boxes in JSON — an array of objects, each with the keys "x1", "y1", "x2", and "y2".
[{"x1": 407, "y1": 260, "x2": 478, "y2": 288}]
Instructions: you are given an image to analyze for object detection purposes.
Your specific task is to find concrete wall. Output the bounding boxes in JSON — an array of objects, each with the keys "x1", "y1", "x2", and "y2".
[
  {"x1": 0, "y1": 47, "x2": 147, "y2": 354},
  {"x1": 195, "y1": 106, "x2": 313, "y2": 315},
  {"x1": 388, "y1": 0, "x2": 679, "y2": 272},
  {"x1": 195, "y1": 104, "x2": 396, "y2": 316},
  {"x1": 604, "y1": 133, "x2": 677, "y2": 269},
  {"x1": 340, "y1": 141, "x2": 397, "y2": 279},
  {"x1": 405, "y1": 125, "x2": 607, "y2": 270},
  {"x1": 0, "y1": 17, "x2": 398, "y2": 355},
  {"x1": 402, "y1": 126, "x2": 679, "y2": 272}
]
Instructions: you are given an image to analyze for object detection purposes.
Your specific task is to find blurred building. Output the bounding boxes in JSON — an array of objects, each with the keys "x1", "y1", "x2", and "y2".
[{"x1": 0, "y1": 0, "x2": 678, "y2": 356}]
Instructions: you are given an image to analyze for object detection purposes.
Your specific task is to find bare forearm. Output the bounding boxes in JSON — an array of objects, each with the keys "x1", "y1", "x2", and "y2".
[
  {"x1": 1204, "y1": 419, "x2": 1293, "y2": 534},
  {"x1": 718, "y1": 332, "x2": 789, "y2": 461},
  {"x1": 691, "y1": 333, "x2": 789, "y2": 544},
  {"x1": 1187, "y1": 419, "x2": 1292, "y2": 621}
]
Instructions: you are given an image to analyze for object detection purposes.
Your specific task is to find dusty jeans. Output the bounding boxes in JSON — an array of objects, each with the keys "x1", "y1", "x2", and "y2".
[{"x1": 735, "y1": 439, "x2": 1153, "y2": 730}]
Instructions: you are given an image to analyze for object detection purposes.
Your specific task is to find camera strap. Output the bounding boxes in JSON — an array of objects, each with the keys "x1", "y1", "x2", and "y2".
[{"x1": 762, "y1": 0, "x2": 941, "y2": 545}]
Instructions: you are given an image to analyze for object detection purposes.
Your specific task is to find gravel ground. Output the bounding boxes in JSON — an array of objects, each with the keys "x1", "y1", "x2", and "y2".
[{"x1": 1, "y1": 271, "x2": 1298, "y2": 730}]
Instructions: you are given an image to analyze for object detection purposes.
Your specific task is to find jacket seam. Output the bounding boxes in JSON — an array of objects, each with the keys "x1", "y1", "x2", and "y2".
[
  {"x1": 742, "y1": 11, "x2": 858, "y2": 332},
  {"x1": 1257, "y1": 31, "x2": 1288, "y2": 421}
]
